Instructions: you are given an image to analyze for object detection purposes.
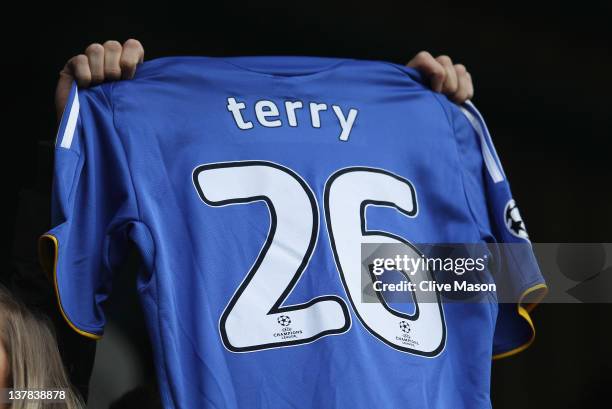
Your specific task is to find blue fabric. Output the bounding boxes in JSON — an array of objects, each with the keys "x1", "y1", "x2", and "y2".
[{"x1": 47, "y1": 56, "x2": 544, "y2": 409}]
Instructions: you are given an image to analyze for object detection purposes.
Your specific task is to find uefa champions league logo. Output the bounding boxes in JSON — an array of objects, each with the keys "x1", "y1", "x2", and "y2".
[
  {"x1": 504, "y1": 199, "x2": 529, "y2": 240},
  {"x1": 277, "y1": 315, "x2": 292, "y2": 327},
  {"x1": 399, "y1": 320, "x2": 411, "y2": 334},
  {"x1": 273, "y1": 315, "x2": 303, "y2": 340}
]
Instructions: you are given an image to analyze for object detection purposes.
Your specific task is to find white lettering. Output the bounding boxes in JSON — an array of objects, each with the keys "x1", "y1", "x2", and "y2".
[
  {"x1": 255, "y1": 100, "x2": 282, "y2": 127},
  {"x1": 285, "y1": 101, "x2": 303, "y2": 127},
  {"x1": 309, "y1": 102, "x2": 328, "y2": 128},
  {"x1": 227, "y1": 97, "x2": 253, "y2": 130},
  {"x1": 332, "y1": 105, "x2": 358, "y2": 141}
]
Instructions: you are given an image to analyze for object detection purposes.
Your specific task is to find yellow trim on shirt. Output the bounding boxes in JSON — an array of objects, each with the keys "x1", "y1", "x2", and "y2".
[
  {"x1": 38, "y1": 234, "x2": 103, "y2": 340},
  {"x1": 492, "y1": 283, "x2": 547, "y2": 360}
]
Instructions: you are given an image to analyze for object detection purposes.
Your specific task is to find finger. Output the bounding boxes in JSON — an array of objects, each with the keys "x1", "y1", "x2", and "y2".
[
  {"x1": 103, "y1": 40, "x2": 123, "y2": 81},
  {"x1": 451, "y1": 64, "x2": 472, "y2": 103},
  {"x1": 465, "y1": 71, "x2": 474, "y2": 100},
  {"x1": 435, "y1": 55, "x2": 458, "y2": 95},
  {"x1": 56, "y1": 55, "x2": 90, "y2": 121},
  {"x1": 67, "y1": 54, "x2": 92, "y2": 88},
  {"x1": 119, "y1": 39, "x2": 144, "y2": 80},
  {"x1": 406, "y1": 51, "x2": 446, "y2": 93},
  {"x1": 85, "y1": 43, "x2": 105, "y2": 84},
  {"x1": 55, "y1": 71, "x2": 75, "y2": 120}
]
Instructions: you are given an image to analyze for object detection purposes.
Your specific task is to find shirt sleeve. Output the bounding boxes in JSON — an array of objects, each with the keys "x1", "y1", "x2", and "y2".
[
  {"x1": 451, "y1": 101, "x2": 547, "y2": 359},
  {"x1": 38, "y1": 82, "x2": 139, "y2": 339}
]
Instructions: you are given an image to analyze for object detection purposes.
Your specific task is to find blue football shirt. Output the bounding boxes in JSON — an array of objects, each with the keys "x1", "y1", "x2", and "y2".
[{"x1": 41, "y1": 56, "x2": 546, "y2": 409}]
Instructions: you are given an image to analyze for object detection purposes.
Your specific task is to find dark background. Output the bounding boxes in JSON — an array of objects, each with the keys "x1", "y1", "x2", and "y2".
[{"x1": 2, "y1": 3, "x2": 611, "y2": 408}]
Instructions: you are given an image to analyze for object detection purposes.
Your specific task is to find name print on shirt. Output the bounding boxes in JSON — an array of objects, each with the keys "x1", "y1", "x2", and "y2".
[{"x1": 227, "y1": 97, "x2": 359, "y2": 141}]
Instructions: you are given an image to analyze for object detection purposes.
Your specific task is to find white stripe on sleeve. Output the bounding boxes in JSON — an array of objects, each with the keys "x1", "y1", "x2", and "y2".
[
  {"x1": 460, "y1": 104, "x2": 505, "y2": 183},
  {"x1": 59, "y1": 88, "x2": 80, "y2": 149}
]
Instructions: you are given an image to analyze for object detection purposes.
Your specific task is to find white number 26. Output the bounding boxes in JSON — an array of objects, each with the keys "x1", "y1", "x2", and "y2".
[{"x1": 193, "y1": 161, "x2": 445, "y2": 357}]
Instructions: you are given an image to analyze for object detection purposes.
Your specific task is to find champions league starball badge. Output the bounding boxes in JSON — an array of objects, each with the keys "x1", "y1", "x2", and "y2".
[{"x1": 504, "y1": 199, "x2": 529, "y2": 240}]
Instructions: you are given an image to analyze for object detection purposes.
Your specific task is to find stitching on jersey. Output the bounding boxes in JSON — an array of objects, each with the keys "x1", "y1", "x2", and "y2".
[
  {"x1": 431, "y1": 94, "x2": 489, "y2": 242},
  {"x1": 106, "y1": 84, "x2": 158, "y2": 286},
  {"x1": 106, "y1": 82, "x2": 172, "y2": 403},
  {"x1": 431, "y1": 95, "x2": 499, "y2": 309}
]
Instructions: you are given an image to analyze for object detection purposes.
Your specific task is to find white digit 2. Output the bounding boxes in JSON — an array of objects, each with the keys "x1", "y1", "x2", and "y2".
[
  {"x1": 193, "y1": 161, "x2": 445, "y2": 356},
  {"x1": 193, "y1": 161, "x2": 349, "y2": 352}
]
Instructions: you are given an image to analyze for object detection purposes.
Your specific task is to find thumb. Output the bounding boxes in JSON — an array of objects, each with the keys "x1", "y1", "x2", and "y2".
[{"x1": 55, "y1": 69, "x2": 74, "y2": 122}]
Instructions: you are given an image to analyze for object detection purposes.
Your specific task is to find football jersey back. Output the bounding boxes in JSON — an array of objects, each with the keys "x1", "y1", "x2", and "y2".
[{"x1": 44, "y1": 56, "x2": 545, "y2": 409}]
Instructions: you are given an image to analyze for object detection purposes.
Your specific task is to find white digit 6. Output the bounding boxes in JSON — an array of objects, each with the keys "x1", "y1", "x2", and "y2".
[{"x1": 324, "y1": 168, "x2": 446, "y2": 356}]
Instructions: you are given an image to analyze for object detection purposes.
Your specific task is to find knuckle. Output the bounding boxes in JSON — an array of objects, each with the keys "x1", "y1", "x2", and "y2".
[
  {"x1": 72, "y1": 54, "x2": 88, "y2": 65},
  {"x1": 436, "y1": 55, "x2": 452, "y2": 65},
  {"x1": 434, "y1": 65, "x2": 447, "y2": 78},
  {"x1": 447, "y1": 81, "x2": 459, "y2": 92},
  {"x1": 123, "y1": 38, "x2": 142, "y2": 49},
  {"x1": 119, "y1": 56, "x2": 137, "y2": 69},
  {"x1": 105, "y1": 68, "x2": 122, "y2": 79},
  {"x1": 455, "y1": 90, "x2": 469, "y2": 102},
  {"x1": 103, "y1": 40, "x2": 122, "y2": 51},
  {"x1": 416, "y1": 50, "x2": 432, "y2": 62},
  {"x1": 77, "y1": 72, "x2": 92, "y2": 85},
  {"x1": 90, "y1": 74, "x2": 104, "y2": 83},
  {"x1": 85, "y1": 43, "x2": 104, "y2": 55},
  {"x1": 454, "y1": 64, "x2": 467, "y2": 74}
]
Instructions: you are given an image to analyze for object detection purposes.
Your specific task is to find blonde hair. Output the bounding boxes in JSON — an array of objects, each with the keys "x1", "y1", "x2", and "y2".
[{"x1": 0, "y1": 285, "x2": 84, "y2": 409}]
